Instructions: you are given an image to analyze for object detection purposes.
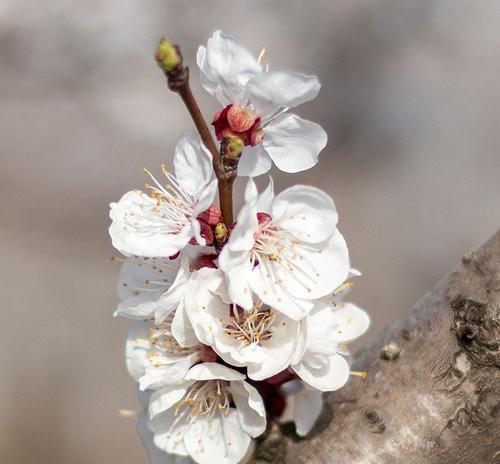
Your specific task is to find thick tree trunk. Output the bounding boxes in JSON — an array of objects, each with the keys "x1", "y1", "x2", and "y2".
[{"x1": 253, "y1": 230, "x2": 500, "y2": 464}]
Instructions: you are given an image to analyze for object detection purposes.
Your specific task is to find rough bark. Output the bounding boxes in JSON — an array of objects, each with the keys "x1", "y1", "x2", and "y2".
[{"x1": 253, "y1": 230, "x2": 500, "y2": 464}]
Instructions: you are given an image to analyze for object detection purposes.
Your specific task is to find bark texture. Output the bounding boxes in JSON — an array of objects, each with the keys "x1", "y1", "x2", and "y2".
[{"x1": 253, "y1": 230, "x2": 500, "y2": 464}]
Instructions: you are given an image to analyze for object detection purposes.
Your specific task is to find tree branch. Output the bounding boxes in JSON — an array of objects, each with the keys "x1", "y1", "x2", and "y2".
[
  {"x1": 155, "y1": 39, "x2": 235, "y2": 225},
  {"x1": 253, "y1": 230, "x2": 500, "y2": 463}
]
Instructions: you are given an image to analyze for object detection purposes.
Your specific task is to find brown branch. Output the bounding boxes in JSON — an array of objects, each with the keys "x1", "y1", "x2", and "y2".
[
  {"x1": 155, "y1": 39, "x2": 236, "y2": 225},
  {"x1": 253, "y1": 230, "x2": 500, "y2": 464}
]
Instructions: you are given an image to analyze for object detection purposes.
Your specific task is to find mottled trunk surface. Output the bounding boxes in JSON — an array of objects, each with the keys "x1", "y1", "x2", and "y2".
[{"x1": 253, "y1": 230, "x2": 500, "y2": 464}]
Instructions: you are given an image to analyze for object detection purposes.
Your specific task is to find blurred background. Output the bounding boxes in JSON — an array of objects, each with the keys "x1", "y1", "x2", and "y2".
[{"x1": 1, "y1": 0, "x2": 499, "y2": 462}]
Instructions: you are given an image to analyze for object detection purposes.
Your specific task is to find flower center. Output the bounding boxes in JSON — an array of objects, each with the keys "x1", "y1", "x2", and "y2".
[
  {"x1": 251, "y1": 212, "x2": 316, "y2": 294},
  {"x1": 133, "y1": 165, "x2": 193, "y2": 234},
  {"x1": 224, "y1": 302, "x2": 277, "y2": 345},
  {"x1": 173, "y1": 380, "x2": 231, "y2": 423}
]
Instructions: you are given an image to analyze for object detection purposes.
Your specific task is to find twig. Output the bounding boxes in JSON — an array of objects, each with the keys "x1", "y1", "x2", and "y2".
[{"x1": 155, "y1": 39, "x2": 236, "y2": 225}]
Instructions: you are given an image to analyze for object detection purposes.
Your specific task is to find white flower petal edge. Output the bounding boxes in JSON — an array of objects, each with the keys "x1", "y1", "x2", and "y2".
[
  {"x1": 294, "y1": 384, "x2": 323, "y2": 436},
  {"x1": 260, "y1": 114, "x2": 327, "y2": 175},
  {"x1": 219, "y1": 178, "x2": 350, "y2": 319},
  {"x1": 147, "y1": 363, "x2": 266, "y2": 464},
  {"x1": 291, "y1": 300, "x2": 370, "y2": 391},
  {"x1": 109, "y1": 132, "x2": 217, "y2": 257},
  {"x1": 198, "y1": 30, "x2": 326, "y2": 177}
]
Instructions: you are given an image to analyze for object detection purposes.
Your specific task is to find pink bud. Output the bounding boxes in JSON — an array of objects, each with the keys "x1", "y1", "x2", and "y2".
[
  {"x1": 197, "y1": 205, "x2": 223, "y2": 226},
  {"x1": 227, "y1": 105, "x2": 257, "y2": 132}
]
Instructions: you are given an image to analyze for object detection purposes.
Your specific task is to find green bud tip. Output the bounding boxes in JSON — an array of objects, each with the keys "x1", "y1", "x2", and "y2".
[
  {"x1": 155, "y1": 38, "x2": 181, "y2": 73},
  {"x1": 224, "y1": 136, "x2": 245, "y2": 160}
]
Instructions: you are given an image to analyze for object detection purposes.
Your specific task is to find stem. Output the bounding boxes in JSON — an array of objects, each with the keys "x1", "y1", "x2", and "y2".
[{"x1": 161, "y1": 58, "x2": 235, "y2": 226}]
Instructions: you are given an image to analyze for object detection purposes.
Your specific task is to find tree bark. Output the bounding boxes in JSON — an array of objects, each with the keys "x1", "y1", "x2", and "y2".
[{"x1": 253, "y1": 230, "x2": 500, "y2": 464}]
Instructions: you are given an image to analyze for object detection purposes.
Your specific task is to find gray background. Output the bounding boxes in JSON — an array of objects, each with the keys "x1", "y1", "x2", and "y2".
[{"x1": 1, "y1": 0, "x2": 499, "y2": 462}]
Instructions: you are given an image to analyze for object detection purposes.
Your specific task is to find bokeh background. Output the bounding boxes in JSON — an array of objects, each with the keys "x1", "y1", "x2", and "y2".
[{"x1": 1, "y1": 0, "x2": 499, "y2": 462}]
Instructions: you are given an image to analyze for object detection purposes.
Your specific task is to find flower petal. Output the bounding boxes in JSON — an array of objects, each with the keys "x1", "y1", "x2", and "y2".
[
  {"x1": 186, "y1": 362, "x2": 245, "y2": 382},
  {"x1": 137, "y1": 412, "x2": 181, "y2": 464},
  {"x1": 293, "y1": 354, "x2": 350, "y2": 391},
  {"x1": 246, "y1": 71, "x2": 320, "y2": 117},
  {"x1": 184, "y1": 411, "x2": 251, "y2": 464},
  {"x1": 272, "y1": 185, "x2": 338, "y2": 243},
  {"x1": 237, "y1": 144, "x2": 273, "y2": 177},
  {"x1": 198, "y1": 30, "x2": 262, "y2": 105},
  {"x1": 255, "y1": 176, "x2": 274, "y2": 213},
  {"x1": 331, "y1": 302, "x2": 370, "y2": 342},
  {"x1": 230, "y1": 381, "x2": 266, "y2": 438},
  {"x1": 173, "y1": 132, "x2": 213, "y2": 198},
  {"x1": 125, "y1": 321, "x2": 150, "y2": 381},
  {"x1": 263, "y1": 114, "x2": 327, "y2": 173},
  {"x1": 140, "y1": 351, "x2": 201, "y2": 391},
  {"x1": 294, "y1": 386, "x2": 323, "y2": 436},
  {"x1": 149, "y1": 409, "x2": 189, "y2": 457},
  {"x1": 149, "y1": 382, "x2": 192, "y2": 419},
  {"x1": 191, "y1": 178, "x2": 218, "y2": 245}
]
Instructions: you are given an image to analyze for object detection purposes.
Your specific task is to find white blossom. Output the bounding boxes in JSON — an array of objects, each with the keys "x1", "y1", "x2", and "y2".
[
  {"x1": 291, "y1": 296, "x2": 370, "y2": 391},
  {"x1": 183, "y1": 268, "x2": 307, "y2": 381},
  {"x1": 219, "y1": 178, "x2": 350, "y2": 320},
  {"x1": 146, "y1": 363, "x2": 266, "y2": 464},
  {"x1": 109, "y1": 132, "x2": 218, "y2": 258},
  {"x1": 197, "y1": 30, "x2": 327, "y2": 177}
]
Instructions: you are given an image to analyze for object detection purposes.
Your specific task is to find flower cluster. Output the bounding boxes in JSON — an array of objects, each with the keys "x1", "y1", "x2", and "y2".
[{"x1": 110, "y1": 31, "x2": 369, "y2": 464}]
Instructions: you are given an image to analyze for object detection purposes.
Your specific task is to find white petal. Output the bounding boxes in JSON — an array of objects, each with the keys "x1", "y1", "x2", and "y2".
[
  {"x1": 137, "y1": 412, "x2": 180, "y2": 464},
  {"x1": 117, "y1": 257, "x2": 179, "y2": 308},
  {"x1": 332, "y1": 302, "x2": 370, "y2": 342},
  {"x1": 293, "y1": 354, "x2": 350, "y2": 392},
  {"x1": 246, "y1": 317, "x2": 299, "y2": 380},
  {"x1": 255, "y1": 176, "x2": 274, "y2": 213},
  {"x1": 149, "y1": 383, "x2": 192, "y2": 419},
  {"x1": 263, "y1": 114, "x2": 327, "y2": 173},
  {"x1": 173, "y1": 132, "x2": 213, "y2": 198},
  {"x1": 149, "y1": 409, "x2": 189, "y2": 457},
  {"x1": 230, "y1": 381, "x2": 266, "y2": 438},
  {"x1": 246, "y1": 71, "x2": 320, "y2": 117},
  {"x1": 272, "y1": 185, "x2": 338, "y2": 243},
  {"x1": 200, "y1": 30, "x2": 262, "y2": 105},
  {"x1": 294, "y1": 386, "x2": 323, "y2": 436},
  {"x1": 171, "y1": 302, "x2": 199, "y2": 348},
  {"x1": 109, "y1": 191, "x2": 192, "y2": 257},
  {"x1": 305, "y1": 305, "x2": 338, "y2": 355},
  {"x1": 218, "y1": 248, "x2": 254, "y2": 310},
  {"x1": 184, "y1": 411, "x2": 251, "y2": 464},
  {"x1": 191, "y1": 178, "x2": 218, "y2": 245},
  {"x1": 223, "y1": 185, "x2": 258, "y2": 253},
  {"x1": 280, "y1": 230, "x2": 350, "y2": 301},
  {"x1": 140, "y1": 352, "x2": 201, "y2": 391},
  {"x1": 126, "y1": 321, "x2": 150, "y2": 381},
  {"x1": 249, "y1": 264, "x2": 314, "y2": 320},
  {"x1": 237, "y1": 145, "x2": 273, "y2": 177},
  {"x1": 186, "y1": 362, "x2": 245, "y2": 382}
]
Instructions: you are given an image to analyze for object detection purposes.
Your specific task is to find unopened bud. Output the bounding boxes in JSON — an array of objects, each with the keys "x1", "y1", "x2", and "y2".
[
  {"x1": 214, "y1": 222, "x2": 228, "y2": 243},
  {"x1": 223, "y1": 136, "x2": 245, "y2": 160},
  {"x1": 155, "y1": 38, "x2": 181, "y2": 73}
]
